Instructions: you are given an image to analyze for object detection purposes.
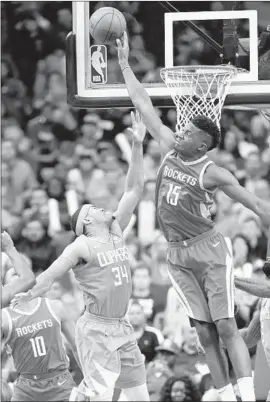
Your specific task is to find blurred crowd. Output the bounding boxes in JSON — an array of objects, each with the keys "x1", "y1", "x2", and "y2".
[{"x1": 1, "y1": 1, "x2": 270, "y2": 401}]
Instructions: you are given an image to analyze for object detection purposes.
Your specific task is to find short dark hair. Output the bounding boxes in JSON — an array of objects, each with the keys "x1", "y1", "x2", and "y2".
[
  {"x1": 191, "y1": 115, "x2": 221, "y2": 150},
  {"x1": 70, "y1": 207, "x2": 83, "y2": 234},
  {"x1": 160, "y1": 376, "x2": 202, "y2": 402}
]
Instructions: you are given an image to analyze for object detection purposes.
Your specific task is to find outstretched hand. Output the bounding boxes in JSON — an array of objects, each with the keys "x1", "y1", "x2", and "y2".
[
  {"x1": 10, "y1": 292, "x2": 32, "y2": 309},
  {"x1": 116, "y1": 31, "x2": 129, "y2": 65},
  {"x1": 127, "y1": 110, "x2": 146, "y2": 144}
]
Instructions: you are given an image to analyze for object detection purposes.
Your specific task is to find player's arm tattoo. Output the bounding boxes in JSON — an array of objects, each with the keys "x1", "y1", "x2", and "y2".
[{"x1": 234, "y1": 276, "x2": 270, "y2": 298}]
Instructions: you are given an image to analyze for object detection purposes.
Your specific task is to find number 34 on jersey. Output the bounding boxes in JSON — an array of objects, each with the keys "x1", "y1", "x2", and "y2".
[{"x1": 112, "y1": 265, "x2": 129, "y2": 287}]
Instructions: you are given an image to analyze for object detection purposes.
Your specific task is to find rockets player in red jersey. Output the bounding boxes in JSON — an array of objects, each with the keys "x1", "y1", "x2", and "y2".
[
  {"x1": 12, "y1": 111, "x2": 150, "y2": 402},
  {"x1": 117, "y1": 32, "x2": 270, "y2": 402},
  {"x1": 1, "y1": 232, "x2": 35, "y2": 308},
  {"x1": 2, "y1": 250, "x2": 79, "y2": 401}
]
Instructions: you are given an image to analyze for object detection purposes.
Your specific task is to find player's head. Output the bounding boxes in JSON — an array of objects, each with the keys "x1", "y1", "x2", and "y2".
[
  {"x1": 160, "y1": 375, "x2": 201, "y2": 402},
  {"x1": 70, "y1": 204, "x2": 113, "y2": 236},
  {"x1": 132, "y1": 264, "x2": 152, "y2": 290},
  {"x1": 174, "y1": 115, "x2": 221, "y2": 157}
]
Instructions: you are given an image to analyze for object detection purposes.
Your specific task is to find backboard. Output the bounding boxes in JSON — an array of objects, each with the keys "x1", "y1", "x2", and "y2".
[{"x1": 66, "y1": 1, "x2": 270, "y2": 110}]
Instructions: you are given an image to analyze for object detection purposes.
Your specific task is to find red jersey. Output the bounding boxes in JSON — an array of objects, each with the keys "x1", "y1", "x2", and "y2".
[
  {"x1": 155, "y1": 151, "x2": 215, "y2": 241},
  {"x1": 3, "y1": 298, "x2": 69, "y2": 377},
  {"x1": 72, "y1": 225, "x2": 132, "y2": 318}
]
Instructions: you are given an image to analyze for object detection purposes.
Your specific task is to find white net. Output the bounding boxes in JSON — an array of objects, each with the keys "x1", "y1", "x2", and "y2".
[{"x1": 160, "y1": 65, "x2": 238, "y2": 131}]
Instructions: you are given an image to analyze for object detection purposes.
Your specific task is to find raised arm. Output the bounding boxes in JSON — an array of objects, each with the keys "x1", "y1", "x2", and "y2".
[
  {"x1": 204, "y1": 164, "x2": 270, "y2": 224},
  {"x1": 11, "y1": 237, "x2": 88, "y2": 306},
  {"x1": 1, "y1": 232, "x2": 35, "y2": 308},
  {"x1": 113, "y1": 111, "x2": 145, "y2": 231},
  {"x1": 117, "y1": 32, "x2": 175, "y2": 152}
]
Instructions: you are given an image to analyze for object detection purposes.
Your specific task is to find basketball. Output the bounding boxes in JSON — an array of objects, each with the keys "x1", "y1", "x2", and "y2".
[{"x1": 89, "y1": 7, "x2": 126, "y2": 45}]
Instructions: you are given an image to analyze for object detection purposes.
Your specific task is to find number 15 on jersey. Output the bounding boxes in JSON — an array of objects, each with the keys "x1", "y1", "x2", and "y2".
[{"x1": 167, "y1": 184, "x2": 181, "y2": 206}]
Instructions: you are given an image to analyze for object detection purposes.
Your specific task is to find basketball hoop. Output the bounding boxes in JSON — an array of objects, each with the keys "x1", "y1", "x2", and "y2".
[{"x1": 160, "y1": 65, "x2": 239, "y2": 131}]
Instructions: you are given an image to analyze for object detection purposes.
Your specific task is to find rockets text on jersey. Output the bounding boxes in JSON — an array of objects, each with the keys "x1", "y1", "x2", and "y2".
[
  {"x1": 3, "y1": 298, "x2": 69, "y2": 377},
  {"x1": 72, "y1": 231, "x2": 132, "y2": 318},
  {"x1": 155, "y1": 151, "x2": 215, "y2": 241}
]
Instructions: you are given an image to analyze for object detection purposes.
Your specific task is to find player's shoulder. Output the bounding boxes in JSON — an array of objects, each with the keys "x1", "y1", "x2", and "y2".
[
  {"x1": 67, "y1": 235, "x2": 91, "y2": 258},
  {"x1": 203, "y1": 162, "x2": 233, "y2": 189},
  {"x1": 44, "y1": 297, "x2": 65, "y2": 321},
  {"x1": 110, "y1": 217, "x2": 124, "y2": 239}
]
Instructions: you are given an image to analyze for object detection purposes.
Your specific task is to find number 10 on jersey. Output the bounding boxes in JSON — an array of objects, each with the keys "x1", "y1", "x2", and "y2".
[
  {"x1": 167, "y1": 184, "x2": 181, "y2": 206},
  {"x1": 30, "y1": 336, "x2": 46, "y2": 357}
]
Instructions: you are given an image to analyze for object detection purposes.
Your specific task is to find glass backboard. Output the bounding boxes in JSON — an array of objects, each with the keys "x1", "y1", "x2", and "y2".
[{"x1": 66, "y1": 1, "x2": 270, "y2": 110}]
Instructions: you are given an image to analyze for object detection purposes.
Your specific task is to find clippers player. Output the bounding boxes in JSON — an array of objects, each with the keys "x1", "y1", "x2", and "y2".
[
  {"x1": 2, "y1": 260, "x2": 79, "y2": 401},
  {"x1": 1, "y1": 231, "x2": 35, "y2": 308},
  {"x1": 12, "y1": 112, "x2": 150, "y2": 402},
  {"x1": 117, "y1": 32, "x2": 270, "y2": 402}
]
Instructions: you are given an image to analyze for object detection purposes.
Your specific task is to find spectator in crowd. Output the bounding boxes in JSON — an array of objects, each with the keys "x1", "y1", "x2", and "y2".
[
  {"x1": 159, "y1": 375, "x2": 202, "y2": 402},
  {"x1": 2, "y1": 162, "x2": 24, "y2": 215},
  {"x1": 67, "y1": 148, "x2": 103, "y2": 201},
  {"x1": 128, "y1": 300, "x2": 164, "y2": 365},
  {"x1": 142, "y1": 233, "x2": 172, "y2": 320},
  {"x1": 239, "y1": 151, "x2": 267, "y2": 191},
  {"x1": 174, "y1": 327, "x2": 208, "y2": 383},
  {"x1": 163, "y1": 286, "x2": 190, "y2": 348},
  {"x1": 144, "y1": 139, "x2": 161, "y2": 180},
  {"x1": 130, "y1": 263, "x2": 157, "y2": 324},
  {"x1": 2, "y1": 139, "x2": 38, "y2": 205},
  {"x1": 76, "y1": 113, "x2": 102, "y2": 151},
  {"x1": 15, "y1": 218, "x2": 58, "y2": 274},
  {"x1": 137, "y1": 179, "x2": 157, "y2": 245},
  {"x1": 146, "y1": 339, "x2": 179, "y2": 401}
]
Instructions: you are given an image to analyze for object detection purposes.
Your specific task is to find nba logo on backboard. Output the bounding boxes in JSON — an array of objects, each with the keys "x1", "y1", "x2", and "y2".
[{"x1": 90, "y1": 45, "x2": 107, "y2": 85}]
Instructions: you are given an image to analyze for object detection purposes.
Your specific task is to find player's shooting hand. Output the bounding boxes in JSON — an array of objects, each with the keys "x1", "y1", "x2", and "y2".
[
  {"x1": 1, "y1": 231, "x2": 14, "y2": 253},
  {"x1": 11, "y1": 292, "x2": 32, "y2": 309},
  {"x1": 127, "y1": 110, "x2": 146, "y2": 144},
  {"x1": 116, "y1": 31, "x2": 129, "y2": 65}
]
